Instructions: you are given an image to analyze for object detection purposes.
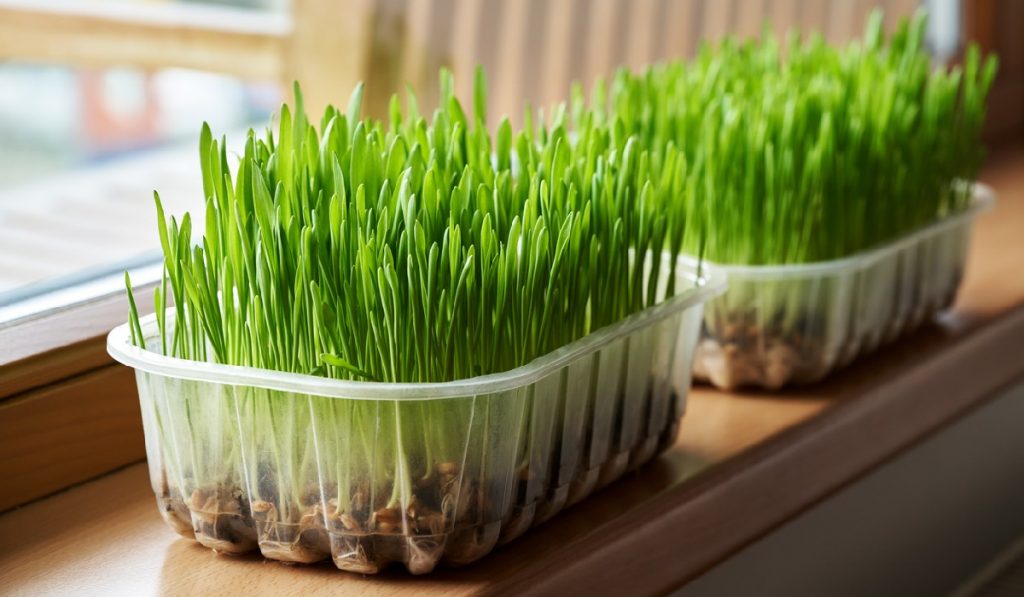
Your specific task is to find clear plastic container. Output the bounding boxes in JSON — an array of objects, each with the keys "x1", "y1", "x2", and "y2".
[
  {"x1": 108, "y1": 259, "x2": 725, "y2": 575},
  {"x1": 693, "y1": 183, "x2": 995, "y2": 390}
]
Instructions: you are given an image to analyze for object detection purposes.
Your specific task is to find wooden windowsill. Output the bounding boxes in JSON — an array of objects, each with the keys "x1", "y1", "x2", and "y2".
[{"x1": 1, "y1": 149, "x2": 1023, "y2": 595}]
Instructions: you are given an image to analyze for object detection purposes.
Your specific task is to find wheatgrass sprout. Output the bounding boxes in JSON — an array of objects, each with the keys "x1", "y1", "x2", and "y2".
[
  {"x1": 134, "y1": 71, "x2": 694, "y2": 380},
  {"x1": 584, "y1": 10, "x2": 997, "y2": 389},
  {"x1": 589, "y1": 10, "x2": 996, "y2": 265},
  {"x1": 124, "y1": 69, "x2": 701, "y2": 571}
]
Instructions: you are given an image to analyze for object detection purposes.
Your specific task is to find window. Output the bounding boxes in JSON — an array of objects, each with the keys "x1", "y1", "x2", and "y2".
[
  {"x1": 0, "y1": 64, "x2": 278, "y2": 311},
  {"x1": 0, "y1": 0, "x2": 287, "y2": 324}
]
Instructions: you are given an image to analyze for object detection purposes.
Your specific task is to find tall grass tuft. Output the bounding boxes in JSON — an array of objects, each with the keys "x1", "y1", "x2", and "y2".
[{"x1": 584, "y1": 10, "x2": 997, "y2": 265}]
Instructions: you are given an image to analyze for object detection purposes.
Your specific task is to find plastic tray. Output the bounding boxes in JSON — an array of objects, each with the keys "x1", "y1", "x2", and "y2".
[
  {"x1": 108, "y1": 259, "x2": 725, "y2": 574},
  {"x1": 693, "y1": 183, "x2": 995, "y2": 390}
]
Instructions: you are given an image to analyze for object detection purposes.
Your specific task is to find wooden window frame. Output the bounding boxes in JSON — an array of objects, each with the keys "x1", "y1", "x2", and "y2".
[
  {"x1": 963, "y1": 0, "x2": 1024, "y2": 147},
  {"x1": 0, "y1": 270, "x2": 159, "y2": 511},
  {"x1": 0, "y1": 0, "x2": 289, "y2": 80}
]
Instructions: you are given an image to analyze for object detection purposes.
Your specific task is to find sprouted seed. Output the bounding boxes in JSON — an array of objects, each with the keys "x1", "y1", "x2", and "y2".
[
  {"x1": 584, "y1": 9, "x2": 997, "y2": 265},
  {"x1": 127, "y1": 68, "x2": 697, "y2": 380}
]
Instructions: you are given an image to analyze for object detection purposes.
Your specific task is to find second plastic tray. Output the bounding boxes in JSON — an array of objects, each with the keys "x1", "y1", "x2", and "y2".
[
  {"x1": 108, "y1": 258, "x2": 725, "y2": 574},
  {"x1": 693, "y1": 183, "x2": 995, "y2": 390}
]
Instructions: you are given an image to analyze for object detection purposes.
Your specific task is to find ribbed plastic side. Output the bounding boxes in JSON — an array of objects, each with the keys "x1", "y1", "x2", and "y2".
[
  {"x1": 116, "y1": 257, "x2": 724, "y2": 574},
  {"x1": 133, "y1": 304, "x2": 706, "y2": 574},
  {"x1": 693, "y1": 185, "x2": 989, "y2": 390}
]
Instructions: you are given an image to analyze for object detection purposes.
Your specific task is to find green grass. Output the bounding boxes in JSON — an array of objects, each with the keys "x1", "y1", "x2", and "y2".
[
  {"x1": 127, "y1": 69, "x2": 697, "y2": 382},
  {"x1": 584, "y1": 10, "x2": 997, "y2": 265}
]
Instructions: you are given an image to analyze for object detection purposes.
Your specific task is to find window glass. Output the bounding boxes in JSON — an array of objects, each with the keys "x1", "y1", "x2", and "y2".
[
  {"x1": 0, "y1": 0, "x2": 285, "y2": 314},
  {"x1": 0, "y1": 64, "x2": 279, "y2": 307}
]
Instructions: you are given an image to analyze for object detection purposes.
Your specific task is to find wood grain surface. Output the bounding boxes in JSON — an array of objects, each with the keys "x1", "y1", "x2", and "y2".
[
  {"x1": 0, "y1": 366, "x2": 144, "y2": 512},
  {"x1": 1, "y1": 149, "x2": 1022, "y2": 595},
  {"x1": 0, "y1": 0, "x2": 286, "y2": 81}
]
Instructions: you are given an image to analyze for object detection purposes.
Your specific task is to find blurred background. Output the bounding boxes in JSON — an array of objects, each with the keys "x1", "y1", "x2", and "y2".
[{"x1": 0, "y1": 0, "x2": 1019, "y2": 318}]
